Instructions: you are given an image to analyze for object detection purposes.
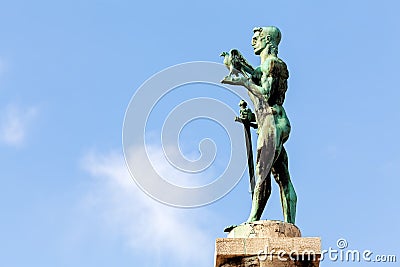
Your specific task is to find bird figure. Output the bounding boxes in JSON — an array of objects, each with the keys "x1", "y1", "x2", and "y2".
[{"x1": 220, "y1": 49, "x2": 255, "y2": 78}]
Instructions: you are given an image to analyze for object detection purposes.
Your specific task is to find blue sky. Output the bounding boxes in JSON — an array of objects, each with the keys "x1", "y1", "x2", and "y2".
[{"x1": 0, "y1": 1, "x2": 399, "y2": 266}]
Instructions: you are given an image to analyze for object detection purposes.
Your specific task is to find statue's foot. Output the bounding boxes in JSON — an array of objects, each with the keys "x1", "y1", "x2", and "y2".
[{"x1": 223, "y1": 224, "x2": 237, "y2": 233}]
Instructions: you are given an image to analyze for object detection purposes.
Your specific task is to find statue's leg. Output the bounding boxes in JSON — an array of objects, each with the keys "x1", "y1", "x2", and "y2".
[
  {"x1": 247, "y1": 139, "x2": 273, "y2": 222},
  {"x1": 271, "y1": 146, "x2": 297, "y2": 224},
  {"x1": 247, "y1": 171, "x2": 271, "y2": 222}
]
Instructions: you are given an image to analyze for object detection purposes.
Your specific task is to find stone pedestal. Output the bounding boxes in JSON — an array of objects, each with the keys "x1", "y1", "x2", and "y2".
[{"x1": 214, "y1": 220, "x2": 321, "y2": 267}]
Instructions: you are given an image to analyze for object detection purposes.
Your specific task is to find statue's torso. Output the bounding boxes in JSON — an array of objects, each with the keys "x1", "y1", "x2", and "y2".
[{"x1": 250, "y1": 56, "x2": 291, "y2": 139}]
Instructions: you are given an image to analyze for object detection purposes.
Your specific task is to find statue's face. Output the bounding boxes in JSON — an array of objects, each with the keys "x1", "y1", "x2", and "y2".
[{"x1": 252, "y1": 30, "x2": 267, "y2": 55}]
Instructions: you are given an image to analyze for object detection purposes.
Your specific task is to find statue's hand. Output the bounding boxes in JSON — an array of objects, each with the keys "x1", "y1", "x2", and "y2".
[{"x1": 221, "y1": 75, "x2": 247, "y2": 86}]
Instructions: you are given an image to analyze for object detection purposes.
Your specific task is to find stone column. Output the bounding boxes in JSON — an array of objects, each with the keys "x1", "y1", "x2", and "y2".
[{"x1": 214, "y1": 220, "x2": 321, "y2": 267}]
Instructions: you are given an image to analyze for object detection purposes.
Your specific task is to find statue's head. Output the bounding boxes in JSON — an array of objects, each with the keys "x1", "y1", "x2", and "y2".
[{"x1": 252, "y1": 26, "x2": 281, "y2": 56}]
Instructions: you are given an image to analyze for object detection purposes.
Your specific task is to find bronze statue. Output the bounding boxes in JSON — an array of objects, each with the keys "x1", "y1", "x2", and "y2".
[{"x1": 221, "y1": 26, "x2": 297, "y2": 224}]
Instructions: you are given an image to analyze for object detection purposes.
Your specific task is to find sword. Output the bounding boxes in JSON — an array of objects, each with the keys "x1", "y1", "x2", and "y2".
[{"x1": 235, "y1": 100, "x2": 257, "y2": 198}]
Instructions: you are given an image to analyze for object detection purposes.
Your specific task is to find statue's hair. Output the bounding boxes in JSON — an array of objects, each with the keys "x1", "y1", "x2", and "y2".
[{"x1": 253, "y1": 26, "x2": 281, "y2": 55}]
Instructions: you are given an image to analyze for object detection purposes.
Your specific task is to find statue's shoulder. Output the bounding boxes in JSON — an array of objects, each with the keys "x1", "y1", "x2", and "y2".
[
  {"x1": 261, "y1": 56, "x2": 289, "y2": 78},
  {"x1": 268, "y1": 55, "x2": 288, "y2": 64},
  {"x1": 276, "y1": 57, "x2": 288, "y2": 69},
  {"x1": 261, "y1": 56, "x2": 285, "y2": 69}
]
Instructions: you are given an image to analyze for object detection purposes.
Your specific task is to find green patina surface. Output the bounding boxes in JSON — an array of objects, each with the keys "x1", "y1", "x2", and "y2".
[{"x1": 221, "y1": 26, "x2": 297, "y2": 224}]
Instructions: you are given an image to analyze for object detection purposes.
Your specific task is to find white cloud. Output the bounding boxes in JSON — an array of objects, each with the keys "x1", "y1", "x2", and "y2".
[
  {"x1": 146, "y1": 143, "x2": 219, "y2": 187},
  {"x1": 81, "y1": 150, "x2": 216, "y2": 266},
  {"x1": 0, "y1": 104, "x2": 38, "y2": 147}
]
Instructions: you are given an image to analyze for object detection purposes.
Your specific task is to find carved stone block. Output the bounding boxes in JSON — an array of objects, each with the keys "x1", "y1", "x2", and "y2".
[{"x1": 215, "y1": 221, "x2": 321, "y2": 267}]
